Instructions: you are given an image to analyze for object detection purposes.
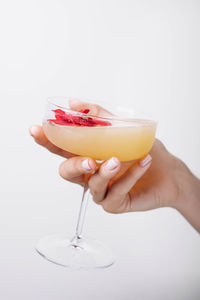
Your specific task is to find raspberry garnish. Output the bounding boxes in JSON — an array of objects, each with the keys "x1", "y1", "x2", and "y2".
[
  {"x1": 48, "y1": 108, "x2": 111, "y2": 127},
  {"x1": 79, "y1": 109, "x2": 90, "y2": 114}
]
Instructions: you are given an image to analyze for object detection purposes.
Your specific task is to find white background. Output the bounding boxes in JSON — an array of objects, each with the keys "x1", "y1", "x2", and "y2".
[{"x1": 0, "y1": 0, "x2": 200, "y2": 299}]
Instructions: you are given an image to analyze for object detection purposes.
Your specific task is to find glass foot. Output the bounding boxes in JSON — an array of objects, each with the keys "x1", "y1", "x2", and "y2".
[{"x1": 35, "y1": 234, "x2": 115, "y2": 269}]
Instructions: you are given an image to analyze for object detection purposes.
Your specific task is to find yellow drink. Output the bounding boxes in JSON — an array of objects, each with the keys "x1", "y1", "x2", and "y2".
[{"x1": 43, "y1": 120, "x2": 156, "y2": 161}]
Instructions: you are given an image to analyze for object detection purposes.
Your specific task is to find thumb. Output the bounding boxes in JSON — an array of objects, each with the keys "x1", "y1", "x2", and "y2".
[{"x1": 69, "y1": 99, "x2": 113, "y2": 118}]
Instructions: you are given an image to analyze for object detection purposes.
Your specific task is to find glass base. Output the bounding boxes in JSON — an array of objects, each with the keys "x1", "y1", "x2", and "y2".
[{"x1": 35, "y1": 234, "x2": 115, "y2": 270}]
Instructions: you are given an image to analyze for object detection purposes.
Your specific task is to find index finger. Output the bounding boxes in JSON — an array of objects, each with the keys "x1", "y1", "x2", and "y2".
[{"x1": 29, "y1": 125, "x2": 74, "y2": 158}]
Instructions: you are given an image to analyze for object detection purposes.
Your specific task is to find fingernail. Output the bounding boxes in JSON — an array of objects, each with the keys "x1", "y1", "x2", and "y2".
[
  {"x1": 106, "y1": 157, "x2": 119, "y2": 171},
  {"x1": 140, "y1": 154, "x2": 152, "y2": 167},
  {"x1": 82, "y1": 159, "x2": 92, "y2": 171},
  {"x1": 29, "y1": 126, "x2": 39, "y2": 137}
]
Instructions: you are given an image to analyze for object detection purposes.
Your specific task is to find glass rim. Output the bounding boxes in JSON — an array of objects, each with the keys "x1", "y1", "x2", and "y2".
[{"x1": 46, "y1": 97, "x2": 157, "y2": 126}]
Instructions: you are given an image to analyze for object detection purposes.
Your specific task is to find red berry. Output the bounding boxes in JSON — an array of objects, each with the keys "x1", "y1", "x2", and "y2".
[{"x1": 48, "y1": 108, "x2": 111, "y2": 127}]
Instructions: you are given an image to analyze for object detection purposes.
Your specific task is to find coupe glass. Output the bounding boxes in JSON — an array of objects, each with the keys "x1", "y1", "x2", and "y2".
[{"x1": 35, "y1": 97, "x2": 157, "y2": 269}]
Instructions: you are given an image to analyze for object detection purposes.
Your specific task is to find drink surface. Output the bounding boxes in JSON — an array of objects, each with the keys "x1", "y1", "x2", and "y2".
[{"x1": 43, "y1": 121, "x2": 156, "y2": 161}]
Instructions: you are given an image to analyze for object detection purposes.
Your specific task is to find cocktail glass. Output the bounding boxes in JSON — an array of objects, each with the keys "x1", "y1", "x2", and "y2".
[{"x1": 35, "y1": 97, "x2": 157, "y2": 269}]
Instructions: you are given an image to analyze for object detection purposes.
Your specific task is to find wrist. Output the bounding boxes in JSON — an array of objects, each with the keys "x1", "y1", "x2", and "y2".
[{"x1": 173, "y1": 163, "x2": 200, "y2": 232}]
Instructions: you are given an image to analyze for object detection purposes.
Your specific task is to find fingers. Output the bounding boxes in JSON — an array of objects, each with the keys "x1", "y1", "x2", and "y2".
[
  {"x1": 69, "y1": 99, "x2": 113, "y2": 118},
  {"x1": 101, "y1": 155, "x2": 152, "y2": 213},
  {"x1": 29, "y1": 125, "x2": 73, "y2": 158},
  {"x1": 109, "y1": 155, "x2": 152, "y2": 196},
  {"x1": 88, "y1": 157, "x2": 121, "y2": 203},
  {"x1": 59, "y1": 156, "x2": 97, "y2": 185}
]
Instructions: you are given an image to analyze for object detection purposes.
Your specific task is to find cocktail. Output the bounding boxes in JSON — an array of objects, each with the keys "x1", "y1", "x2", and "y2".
[{"x1": 36, "y1": 98, "x2": 157, "y2": 269}]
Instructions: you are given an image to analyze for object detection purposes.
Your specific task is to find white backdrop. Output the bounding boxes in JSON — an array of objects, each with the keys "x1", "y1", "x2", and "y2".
[{"x1": 0, "y1": 0, "x2": 200, "y2": 299}]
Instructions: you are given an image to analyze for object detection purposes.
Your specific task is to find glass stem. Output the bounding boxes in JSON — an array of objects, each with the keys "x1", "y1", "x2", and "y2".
[{"x1": 75, "y1": 184, "x2": 90, "y2": 239}]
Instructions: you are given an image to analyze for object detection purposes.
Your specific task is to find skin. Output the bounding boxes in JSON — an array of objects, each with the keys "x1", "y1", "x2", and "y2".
[{"x1": 29, "y1": 100, "x2": 200, "y2": 233}]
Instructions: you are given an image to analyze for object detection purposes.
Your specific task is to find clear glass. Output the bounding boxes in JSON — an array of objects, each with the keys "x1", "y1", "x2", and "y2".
[{"x1": 35, "y1": 97, "x2": 157, "y2": 269}]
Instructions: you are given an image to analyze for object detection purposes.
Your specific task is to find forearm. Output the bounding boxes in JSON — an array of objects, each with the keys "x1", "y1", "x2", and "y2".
[{"x1": 175, "y1": 167, "x2": 200, "y2": 233}]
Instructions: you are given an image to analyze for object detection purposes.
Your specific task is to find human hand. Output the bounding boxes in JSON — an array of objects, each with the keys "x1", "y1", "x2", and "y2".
[{"x1": 30, "y1": 100, "x2": 200, "y2": 231}]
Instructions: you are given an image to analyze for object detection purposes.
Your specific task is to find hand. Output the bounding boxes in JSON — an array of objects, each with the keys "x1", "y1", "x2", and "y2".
[{"x1": 29, "y1": 100, "x2": 200, "y2": 232}]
